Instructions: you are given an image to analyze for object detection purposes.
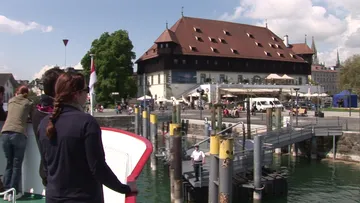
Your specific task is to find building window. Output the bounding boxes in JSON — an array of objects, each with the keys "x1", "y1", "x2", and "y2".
[
  {"x1": 165, "y1": 43, "x2": 169, "y2": 48},
  {"x1": 220, "y1": 74, "x2": 225, "y2": 83},
  {"x1": 253, "y1": 75, "x2": 261, "y2": 84},
  {"x1": 151, "y1": 75, "x2": 153, "y2": 85},
  {"x1": 174, "y1": 59, "x2": 178, "y2": 64},
  {"x1": 237, "y1": 75, "x2": 243, "y2": 83},
  {"x1": 207, "y1": 60, "x2": 209, "y2": 64},
  {"x1": 160, "y1": 44, "x2": 163, "y2": 48},
  {"x1": 200, "y1": 73, "x2": 206, "y2": 83},
  {"x1": 158, "y1": 74, "x2": 161, "y2": 84},
  {"x1": 214, "y1": 60, "x2": 218, "y2": 65},
  {"x1": 171, "y1": 70, "x2": 197, "y2": 84},
  {"x1": 195, "y1": 60, "x2": 198, "y2": 64},
  {"x1": 182, "y1": 59, "x2": 186, "y2": 64},
  {"x1": 299, "y1": 77, "x2": 303, "y2": 85}
]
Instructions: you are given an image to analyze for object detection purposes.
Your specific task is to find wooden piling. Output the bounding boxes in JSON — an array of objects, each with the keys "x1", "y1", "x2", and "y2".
[
  {"x1": 173, "y1": 126, "x2": 183, "y2": 203},
  {"x1": 169, "y1": 123, "x2": 179, "y2": 202},
  {"x1": 211, "y1": 106, "x2": 216, "y2": 131},
  {"x1": 150, "y1": 114, "x2": 158, "y2": 171},
  {"x1": 246, "y1": 99, "x2": 251, "y2": 138},
  {"x1": 217, "y1": 106, "x2": 222, "y2": 130},
  {"x1": 134, "y1": 107, "x2": 140, "y2": 135},
  {"x1": 142, "y1": 110, "x2": 148, "y2": 138},
  {"x1": 208, "y1": 132, "x2": 220, "y2": 203},
  {"x1": 218, "y1": 136, "x2": 234, "y2": 203}
]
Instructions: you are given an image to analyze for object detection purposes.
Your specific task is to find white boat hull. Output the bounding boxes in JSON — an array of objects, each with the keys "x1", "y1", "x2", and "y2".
[{"x1": 0, "y1": 122, "x2": 152, "y2": 203}]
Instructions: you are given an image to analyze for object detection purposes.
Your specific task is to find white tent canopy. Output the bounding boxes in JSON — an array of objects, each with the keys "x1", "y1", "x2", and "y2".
[
  {"x1": 137, "y1": 95, "x2": 152, "y2": 101},
  {"x1": 281, "y1": 74, "x2": 294, "y2": 80},
  {"x1": 266, "y1": 73, "x2": 282, "y2": 80}
]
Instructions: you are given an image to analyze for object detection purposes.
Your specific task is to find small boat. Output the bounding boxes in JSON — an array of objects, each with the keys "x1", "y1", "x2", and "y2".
[{"x1": 0, "y1": 122, "x2": 152, "y2": 203}]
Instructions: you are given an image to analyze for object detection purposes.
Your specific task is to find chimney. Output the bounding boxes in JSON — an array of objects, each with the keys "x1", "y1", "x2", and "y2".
[{"x1": 284, "y1": 35, "x2": 289, "y2": 47}]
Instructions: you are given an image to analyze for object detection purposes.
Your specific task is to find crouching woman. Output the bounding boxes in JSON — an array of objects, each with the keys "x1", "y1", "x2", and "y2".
[{"x1": 1, "y1": 86, "x2": 33, "y2": 201}]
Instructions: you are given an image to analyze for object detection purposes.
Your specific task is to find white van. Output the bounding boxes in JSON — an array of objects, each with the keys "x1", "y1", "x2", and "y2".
[
  {"x1": 244, "y1": 98, "x2": 273, "y2": 112},
  {"x1": 263, "y1": 98, "x2": 284, "y2": 110}
]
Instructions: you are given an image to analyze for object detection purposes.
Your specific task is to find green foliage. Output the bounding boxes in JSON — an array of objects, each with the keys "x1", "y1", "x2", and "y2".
[
  {"x1": 340, "y1": 54, "x2": 360, "y2": 95},
  {"x1": 81, "y1": 30, "x2": 137, "y2": 105}
]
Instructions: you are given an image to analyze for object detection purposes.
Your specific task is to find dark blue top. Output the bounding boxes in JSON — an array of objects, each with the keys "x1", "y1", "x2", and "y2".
[{"x1": 38, "y1": 105, "x2": 131, "y2": 203}]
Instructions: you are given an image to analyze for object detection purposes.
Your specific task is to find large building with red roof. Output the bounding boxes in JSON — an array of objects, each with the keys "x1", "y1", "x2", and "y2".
[{"x1": 136, "y1": 16, "x2": 314, "y2": 100}]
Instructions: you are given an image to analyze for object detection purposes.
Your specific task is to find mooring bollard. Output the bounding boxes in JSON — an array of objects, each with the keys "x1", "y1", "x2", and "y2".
[
  {"x1": 142, "y1": 110, "x2": 148, "y2": 138},
  {"x1": 208, "y1": 131, "x2": 220, "y2": 203},
  {"x1": 169, "y1": 123, "x2": 179, "y2": 202},
  {"x1": 173, "y1": 126, "x2": 183, "y2": 203},
  {"x1": 253, "y1": 135, "x2": 263, "y2": 202},
  {"x1": 134, "y1": 107, "x2": 140, "y2": 135},
  {"x1": 218, "y1": 136, "x2": 233, "y2": 203},
  {"x1": 150, "y1": 114, "x2": 158, "y2": 171}
]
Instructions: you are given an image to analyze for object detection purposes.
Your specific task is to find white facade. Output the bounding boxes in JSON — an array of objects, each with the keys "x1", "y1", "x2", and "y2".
[
  {"x1": 138, "y1": 70, "x2": 308, "y2": 100},
  {"x1": 3, "y1": 79, "x2": 14, "y2": 103}
]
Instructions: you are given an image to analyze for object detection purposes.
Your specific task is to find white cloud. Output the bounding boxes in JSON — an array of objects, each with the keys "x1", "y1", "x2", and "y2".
[
  {"x1": 33, "y1": 63, "x2": 83, "y2": 80},
  {"x1": 220, "y1": 0, "x2": 360, "y2": 66},
  {"x1": 0, "y1": 15, "x2": 53, "y2": 34}
]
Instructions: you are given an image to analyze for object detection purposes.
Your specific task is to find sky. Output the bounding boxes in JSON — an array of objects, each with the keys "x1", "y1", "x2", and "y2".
[{"x1": 0, "y1": 0, "x2": 359, "y2": 80}]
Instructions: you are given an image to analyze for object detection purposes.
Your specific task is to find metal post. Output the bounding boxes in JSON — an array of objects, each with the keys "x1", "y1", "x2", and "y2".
[
  {"x1": 217, "y1": 106, "x2": 222, "y2": 130},
  {"x1": 142, "y1": 111, "x2": 148, "y2": 138},
  {"x1": 295, "y1": 89, "x2": 299, "y2": 126},
  {"x1": 147, "y1": 107, "x2": 151, "y2": 139},
  {"x1": 266, "y1": 108, "x2": 272, "y2": 132},
  {"x1": 211, "y1": 106, "x2": 216, "y2": 131},
  {"x1": 246, "y1": 99, "x2": 251, "y2": 139},
  {"x1": 172, "y1": 105, "x2": 177, "y2": 123},
  {"x1": 169, "y1": 123, "x2": 179, "y2": 202},
  {"x1": 253, "y1": 135, "x2": 263, "y2": 201},
  {"x1": 218, "y1": 136, "x2": 233, "y2": 203},
  {"x1": 176, "y1": 104, "x2": 181, "y2": 124},
  {"x1": 333, "y1": 135, "x2": 336, "y2": 160},
  {"x1": 173, "y1": 126, "x2": 183, "y2": 203},
  {"x1": 208, "y1": 132, "x2": 220, "y2": 203},
  {"x1": 349, "y1": 89, "x2": 352, "y2": 116},
  {"x1": 242, "y1": 123, "x2": 246, "y2": 151},
  {"x1": 134, "y1": 107, "x2": 140, "y2": 135},
  {"x1": 150, "y1": 114, "x2": 158, "y2": 171}
]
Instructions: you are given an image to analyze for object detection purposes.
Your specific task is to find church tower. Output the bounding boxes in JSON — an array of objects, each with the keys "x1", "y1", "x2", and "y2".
[{"x1": 311, "y1": 36, "x2": 319, "y2": 65}]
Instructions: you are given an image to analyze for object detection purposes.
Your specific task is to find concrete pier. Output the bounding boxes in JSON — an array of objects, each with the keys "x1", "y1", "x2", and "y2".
[
  {"x1": 219, "y1": 136, "x2": 234, "y2": 203},
  {"x1": 253, "y1": 135, "x2": 263, "y2": 202}
]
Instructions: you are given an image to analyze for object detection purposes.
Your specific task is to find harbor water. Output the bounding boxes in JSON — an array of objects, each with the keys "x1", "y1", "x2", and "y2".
[{"x1": 135, "y1": 155, "x2": 360, "y2": 203}]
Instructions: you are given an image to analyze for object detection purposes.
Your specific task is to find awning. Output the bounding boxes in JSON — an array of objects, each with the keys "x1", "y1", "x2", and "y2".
[
  {"x1": 137, "y1": 95, "x2": 152, "y2": 101},
  {"x1": 222, "y1": 88, "x2": 281, "y2": 94},
  {"x1": 266, "y1": 73, "x2": 282, "y2": 80}
]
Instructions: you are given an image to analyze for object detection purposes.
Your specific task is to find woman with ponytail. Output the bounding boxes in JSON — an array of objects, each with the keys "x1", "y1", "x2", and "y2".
[
  {"x1": 37, "y1": 72, "x2": 136, "y2": 203},
  {"x1": 1, "y1": 85, "x2": 33, "y2": 201}
]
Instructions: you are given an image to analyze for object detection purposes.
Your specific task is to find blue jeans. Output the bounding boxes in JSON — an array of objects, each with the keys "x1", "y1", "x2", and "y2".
[{"x1": 2, "y1": 132, "x2": 27, "y2": 193}]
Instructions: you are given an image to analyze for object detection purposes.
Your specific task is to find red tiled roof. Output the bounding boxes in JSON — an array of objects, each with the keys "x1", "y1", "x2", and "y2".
[
  {"x1": 291, "y1": 43, "x2": 314, "y2": 55},
  {"x1": 312, "y1": 65, "x2": 338, "y2": 72},
  {"x1": 137, "y1": 16, "x2": 307, "y2": 64},
  {"x1": 154, "y1": 29, "x2": 179, "y2": 44}
]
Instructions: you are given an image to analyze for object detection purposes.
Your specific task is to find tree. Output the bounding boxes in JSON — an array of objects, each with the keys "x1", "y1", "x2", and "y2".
[
  {"x1": 81, "y1": 30, "x2": 137, "y2": 105},
  {"x1": 339, "y1": 54, "x2": 360, "y2": 95}
]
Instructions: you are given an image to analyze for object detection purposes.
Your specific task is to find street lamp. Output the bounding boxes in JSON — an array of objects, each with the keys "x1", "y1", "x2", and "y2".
[
  {"x1": 196, "y1": 88, "x2": 205, "y2": 119},
  {"x1": 348, "y1": 88, "x2": 352, "y2": 116},
  {"x1": 294, "y1": 88, "x2": 300, "y2": 126}
]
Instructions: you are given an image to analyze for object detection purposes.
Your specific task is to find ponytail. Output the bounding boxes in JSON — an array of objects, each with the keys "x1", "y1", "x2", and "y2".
[{"x1": 46, "y1": 98, "x2": 63, "y2": 139}]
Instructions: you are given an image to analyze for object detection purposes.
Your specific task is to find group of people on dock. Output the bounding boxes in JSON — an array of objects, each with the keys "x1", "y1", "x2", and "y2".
[{"x1": 1, "y1": 68, "x2": 136, "y2": 202}]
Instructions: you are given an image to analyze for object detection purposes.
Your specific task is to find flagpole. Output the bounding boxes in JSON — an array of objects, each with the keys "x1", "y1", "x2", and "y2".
[{"x1": 90, "y1": 54, "x2": 95, "y2": 116}]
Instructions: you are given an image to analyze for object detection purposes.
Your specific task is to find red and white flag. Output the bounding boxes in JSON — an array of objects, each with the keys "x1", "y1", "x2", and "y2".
[{"x1": 89, "y1": 56, "x2": 97, "y2": 94}]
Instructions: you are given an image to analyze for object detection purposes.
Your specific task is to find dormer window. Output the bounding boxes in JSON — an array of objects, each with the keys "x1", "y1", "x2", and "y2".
[
  {"x1": 264, "y1": 51, "x2": 271, "y2": 56},
  {"x1": 275, "y1": 44, "x2": 281, "y2": 49},
  {"x1": 195, "y1": 36, "x2": 203, "y2": 42},
  {"x1": 277, "y1": 52, "x2": 284, "y2": 57},
  {"x1": 290, "y1": 53, "x2": 296, "y2": 58},
  {"x1": 268, "y1": 43, "x2": 273, "y2": 48},
  {"x1": 189, "y1": 46, "x2": 198, "y2": 51},
  {"x1": 223, "y1": 30, "x2": 230, "y2": 35},
  {"x1": 193, "y1": 27, "x2": 201, "y2": 33},
  {"x1": 208, "y1": 37, "x2": 216, "y2": 43},
  {"x1": 219, "y1": 38, "x2": 227, "y2": 44},
  {"x1": 272, "y1": 36, "x2": 277, "y2": 41},
  {"x1": 211, "y1": 47, "x2": 218, "y2": 53},
  {"x1": 231, "y1": 48, "x2": 238, "y2": 54},
  {"x1": 255, "y1": 42, "x2": 262, "y2": 47},
  {"x1": 247, "y1": 33, "x2": 254, "y2": 38}
]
